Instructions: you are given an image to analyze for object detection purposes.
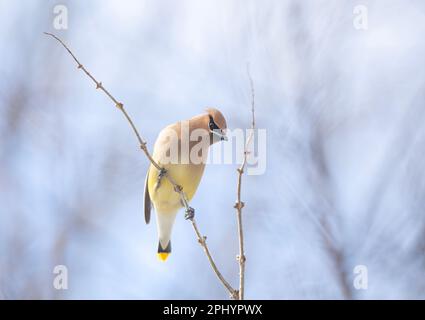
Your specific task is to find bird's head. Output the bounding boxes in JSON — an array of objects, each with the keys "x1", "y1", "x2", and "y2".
[{"x1": 205, "y1": 108, "x2": 227, "y2": 143}]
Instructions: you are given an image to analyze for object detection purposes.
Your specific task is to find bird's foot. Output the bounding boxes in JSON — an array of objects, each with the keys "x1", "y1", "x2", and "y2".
[
  {"x1": 185, "y1": 207, "x2": 195, "y2": 220},
  {"x1": 154, "y1": 168, "x2": 167, "y2": 191},
  {"x1": 158, "y1": 167, "x2": 167, "y2": 178}
]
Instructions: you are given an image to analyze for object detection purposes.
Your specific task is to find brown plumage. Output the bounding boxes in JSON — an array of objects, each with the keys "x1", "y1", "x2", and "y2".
[{"x1": 143, "y1": 108, "x2": 227, "y2": 261}]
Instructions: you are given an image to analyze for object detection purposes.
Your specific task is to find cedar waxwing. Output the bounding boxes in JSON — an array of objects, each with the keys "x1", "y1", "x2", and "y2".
[{"x1": 144, "y1": 108, "x2": 228, "y2": 261}]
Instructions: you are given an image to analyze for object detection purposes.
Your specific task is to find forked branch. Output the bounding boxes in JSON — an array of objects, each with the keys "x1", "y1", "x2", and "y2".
[{"x1": 234, "y1": 65, "x2": 256, "y2": 300}]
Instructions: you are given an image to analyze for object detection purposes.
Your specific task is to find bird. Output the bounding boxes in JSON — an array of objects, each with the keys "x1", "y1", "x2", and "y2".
[{"x1": 144, "y1": 108, "x2": 228, "y2": 261}]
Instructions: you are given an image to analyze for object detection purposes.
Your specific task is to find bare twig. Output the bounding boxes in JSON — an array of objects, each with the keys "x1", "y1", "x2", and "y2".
[
  {"x1": 44, "y1": 32, "x2": 237, "y2": 299},
  {"x1": 233, "y1": 65, "x2": 256, "y2": 300},
  {"x1": 190, "y1": 220, "x2": 239, "y2": 299}
]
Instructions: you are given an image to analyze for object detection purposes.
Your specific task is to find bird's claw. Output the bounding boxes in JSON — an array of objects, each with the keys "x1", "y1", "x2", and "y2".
[
  {"x1": 159, "y1": 168, "x2": 167, "y2": 178},
  {"x1": 154, "y1": 168, "x2": 167, "y2": 191},
  {"x1": 185, "y1": 207, "x2": 195, "y2": 220}
]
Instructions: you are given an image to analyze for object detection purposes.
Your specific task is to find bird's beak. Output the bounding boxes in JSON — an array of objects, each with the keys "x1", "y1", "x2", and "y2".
[{"x1": 211, "y1": 130, "x2": 228, "y2": 141}]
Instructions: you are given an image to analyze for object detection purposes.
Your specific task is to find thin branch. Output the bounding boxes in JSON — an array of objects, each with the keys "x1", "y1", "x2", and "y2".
[
  {"x1": 190, "y1": 220, "x2": 239, "y2": 299},
  {"x1": 44, "y1": 32, "x2": 237, "y2": 299},
  {"x1": 233, "y1": 64, "x2": 256, "y2": 300}
]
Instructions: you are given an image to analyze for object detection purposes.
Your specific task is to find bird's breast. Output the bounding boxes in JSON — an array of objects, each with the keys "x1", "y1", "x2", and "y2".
[{"x1": 148, "y1": 163, "x2": 206, "y2": 214}]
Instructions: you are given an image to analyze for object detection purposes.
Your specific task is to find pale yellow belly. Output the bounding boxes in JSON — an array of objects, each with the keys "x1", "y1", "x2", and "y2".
[{"x1": 148, "y1": 163, "x2": 205, "y2": 214}]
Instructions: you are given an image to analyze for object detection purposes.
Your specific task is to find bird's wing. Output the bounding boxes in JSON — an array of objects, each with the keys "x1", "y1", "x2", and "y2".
[{"x1": 144, "y1": 169, "x2": 151, "y2": 224}]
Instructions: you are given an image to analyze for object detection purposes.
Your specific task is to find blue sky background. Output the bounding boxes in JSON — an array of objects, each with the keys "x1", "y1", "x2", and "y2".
[{"x1": 1, "y1": 0, "x2": 425, "y2": 299}]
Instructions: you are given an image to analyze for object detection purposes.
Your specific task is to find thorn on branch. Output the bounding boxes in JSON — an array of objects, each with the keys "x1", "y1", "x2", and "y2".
[
  {"x1": 198, "y1": 236, "x2": 207, "y2": 245},
  {"x1": 96, "y1": 82, "x2": 102, "y2": 89},
  {"x1": 116, "y1": 102, "x2": 124, "y2": 109},
  {"x1": 237, "y1": 255, "x2": 246, "y2": 263},
  {"x1": 237, "y1": 168, "x2": 244, "y2": 174},
  {"x1": 234, "y1": 201, "x2": 245, "y2": 210},
  {"x1": 77, "y1": 64, "x2": 82, "y2": 69}
]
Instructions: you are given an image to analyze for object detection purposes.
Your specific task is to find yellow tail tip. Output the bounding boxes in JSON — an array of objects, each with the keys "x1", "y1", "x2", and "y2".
[{"x1": 157, "y1": 252, "x2": 170, "y2": 261}]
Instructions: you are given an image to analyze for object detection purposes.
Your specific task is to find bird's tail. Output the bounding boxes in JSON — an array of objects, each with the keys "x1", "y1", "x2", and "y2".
[{"x1": 157, "y1": 241, "x2": 171, "y2": 261}]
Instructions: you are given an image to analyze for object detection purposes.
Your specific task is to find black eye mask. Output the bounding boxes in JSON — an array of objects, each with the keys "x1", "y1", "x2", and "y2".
[{"x1": 209, "y1": 115, "x2": 220, "y2": 131}]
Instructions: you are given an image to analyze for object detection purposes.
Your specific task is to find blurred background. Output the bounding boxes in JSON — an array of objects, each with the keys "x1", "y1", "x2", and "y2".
[{"x1": 1, "y1": 0, "x2": 425, "y2": 299}]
